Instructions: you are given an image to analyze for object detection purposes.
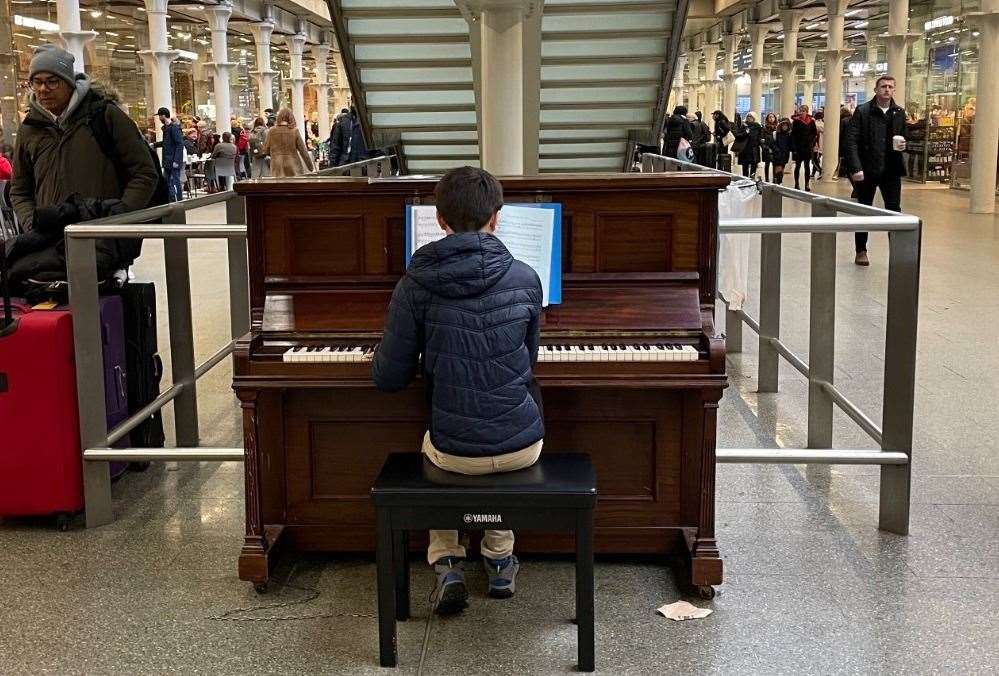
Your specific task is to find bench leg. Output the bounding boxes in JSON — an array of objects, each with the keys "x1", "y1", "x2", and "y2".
[
  {"x1": 376, "y1": 508, "x2": 397, "y2": 667},
  {"x1": 393, "y1": 529, "x2": 410, "y2": 621},
  {"x1": 575, "y1": 510, "x2": 595, "y2": 672}
]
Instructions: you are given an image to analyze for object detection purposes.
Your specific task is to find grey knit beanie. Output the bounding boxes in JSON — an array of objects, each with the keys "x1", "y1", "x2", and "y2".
[{"x1": 29, "y1": 44, "x2": 77, "y2": 87}]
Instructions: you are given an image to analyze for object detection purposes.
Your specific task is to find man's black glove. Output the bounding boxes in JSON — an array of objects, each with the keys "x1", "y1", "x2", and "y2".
[
  {"x1": 70, "y1": 196, "x2": 129, "y2": 221},
  {"x1": 33, "y1": 200, "x2": 81, "y2": 235}
]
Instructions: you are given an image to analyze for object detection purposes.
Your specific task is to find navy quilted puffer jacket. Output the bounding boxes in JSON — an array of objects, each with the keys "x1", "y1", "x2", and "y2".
[{"x1": 373, "y1": 232, "x2": 544, "y2": 457}]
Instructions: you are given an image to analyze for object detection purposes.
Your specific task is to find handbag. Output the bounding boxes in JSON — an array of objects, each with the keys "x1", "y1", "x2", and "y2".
[
  {"x1": 677, "y1": 138, "x2": 692, "y2": 161},
  {"x1": 722, "y1": 131, "x2": 736, "y2": 147}
]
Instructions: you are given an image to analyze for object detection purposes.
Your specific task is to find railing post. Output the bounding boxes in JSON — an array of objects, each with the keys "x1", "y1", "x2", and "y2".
[
  {"x1": 758, "y1": 189, "x2": 783, "y2": 392},
  {"x1": 807, "y1": 202, "x2": 837, "y2": 450},
  {"x1": 725, "y1": 304, "x2": 742, "y2": 353},
  {"x1": 225, "y1": 196, "x2": 250, "y2": 339},
  {"x1": 879, "y1": 224, "x2": 921, "y2": 534},
  {"x1": 163, "y1": 210, "x2": 199, "y2": 447},
  {"x1": 67, "y1": 235, "x2": 114, "y2": 527},
  {"x1": 641, "y1": 154, "x2": 653, "y2": 172}
]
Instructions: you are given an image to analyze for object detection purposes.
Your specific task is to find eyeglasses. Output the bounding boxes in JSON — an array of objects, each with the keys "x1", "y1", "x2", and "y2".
[{"x1": 28, "y1": 77, "x2": 63, "y2": 92}]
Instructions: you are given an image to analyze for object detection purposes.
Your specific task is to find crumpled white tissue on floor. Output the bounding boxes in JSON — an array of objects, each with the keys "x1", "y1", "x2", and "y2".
[{"x1": 656, "y1": 600, "x2": 713, "y2": 621}]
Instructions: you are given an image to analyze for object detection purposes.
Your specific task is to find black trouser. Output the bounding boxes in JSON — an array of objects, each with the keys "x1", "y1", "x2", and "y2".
[
  {"x1": 741, "y1": 162, "x2": 758, "y2": 178},
  {"x1": 812, "y1": 152, "x2": 822, "y2": 176},
  {"x1": 764, "y1": 160, "x2": 772, "y2": 182},
  {"x1": 794, "y1": 157, "x2": 812, "y2": 189},
  {"x1": 772, "y1": 164, "x2": 786, "y2": 185},
  {"x1": 853, "y1": 173, "x2": 902, "y2": 252}
]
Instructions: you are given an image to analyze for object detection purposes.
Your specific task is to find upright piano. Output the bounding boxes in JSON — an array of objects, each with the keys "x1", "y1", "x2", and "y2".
[{"x1": 233, "y1": 173, "x2": 729, "y2": 594}]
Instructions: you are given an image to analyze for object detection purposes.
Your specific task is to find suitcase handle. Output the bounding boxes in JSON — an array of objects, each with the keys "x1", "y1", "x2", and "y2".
[{"x1": 114, "y1": 365, "x2": 126, "y2": 401}]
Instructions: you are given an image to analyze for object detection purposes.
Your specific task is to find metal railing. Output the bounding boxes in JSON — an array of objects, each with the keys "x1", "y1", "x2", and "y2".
[
  {"x1": 66, "y1": 191, "x2": 248, "y2": 528},
  {"x1": 316, "y1": 153, "x2": 398, "y2": 178},
  {"x1": 639, "y1": 152, "x2": 921, "y2": 535}
]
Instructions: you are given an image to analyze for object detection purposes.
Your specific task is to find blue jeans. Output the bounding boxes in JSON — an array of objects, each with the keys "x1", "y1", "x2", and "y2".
[{"x1": 166, "y1": 166, "x2": 183, "y2": 202}]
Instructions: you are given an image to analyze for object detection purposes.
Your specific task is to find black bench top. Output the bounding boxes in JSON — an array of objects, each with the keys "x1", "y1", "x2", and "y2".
[{"x1": 371, "y1": 453, "x2": 596, "y2": 507}]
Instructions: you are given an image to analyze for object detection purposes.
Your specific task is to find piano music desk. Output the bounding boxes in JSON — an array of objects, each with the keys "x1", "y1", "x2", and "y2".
[{"x1": 233, "y1": 173, "x2": 729, "y2": 596}]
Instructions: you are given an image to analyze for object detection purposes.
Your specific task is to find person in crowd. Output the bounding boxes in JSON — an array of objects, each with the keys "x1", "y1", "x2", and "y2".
[
  {"x1": 767, "y1": 117, "x2": 794, "y2": 185},
  {"x1": 330, "y1": 106, "x2": 368, "y2": 166},
  {"x1": 663, "y1": 105, "x2": 693, "y2": 160},
  {"x1": 762, "y1": 113, "x2": 778, "y2": 181},
  {"x1": 791, "y1": 104, "x2": 818, "y2": 191},
  {"x1": 249, "y1": 116, "x2": 269, "y2": 179},
  {"x1": 195, "y1": 120, "x2": 213, "y2": 156},
  {"x1": 737, "y1": 111, "x2": 763, "y2": 178},
  {"x1": 262, "y1": 108, "x2": 314, "y2": 177},
  {"x1": 813, "y1": 110, "x2": 825, "y2": 179},
  {"x1": 837, "y1": 106, "x2": 852, "y2": 178},
  {"x1": 157, "y1": 107, "x2": 184, "y2": 202},
  {"x1": 236, "y1": 122, "x2": 251, "y2": 178},
  {"x1": 7, "y1": 44, "x2": 159, "y2": 288},
  {"x1": 711, "y1": 110, "x2": 731, "y2": 155},
  {"x1": 373, "y1": 166, "x2": 544, "y2": 615},
  {"x1": 264, "y1": 108, "x2": 276, "y2": 127},
  {"x1": 183, "y1": 126, "x2": 199, "y2": 156},
  {"x1": 687, "y1": 111, "x2": 710, "y2": 149},
  {"x1": 210, "y1": 131, "x2": 238, "y2": 191},
  {"x1": 843, "y1": 75, "x2": 908, "y2": 267}
]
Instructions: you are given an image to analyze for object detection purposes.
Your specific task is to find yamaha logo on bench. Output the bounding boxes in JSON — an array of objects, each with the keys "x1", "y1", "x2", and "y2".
[{"x1": 463, "y1": 513, "x2": 503, "y2": 524}]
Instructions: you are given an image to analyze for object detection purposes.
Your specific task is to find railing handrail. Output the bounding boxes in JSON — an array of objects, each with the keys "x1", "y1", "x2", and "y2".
[
  {"x1": 66, "y1": 223, "x2": 247, "y2": 238},
  {"x1": 316, "y1": 153, "x2": 397, "y2": 177},
  {"x1": 719, "y1": 215, "x2": 919, "y2": 234}
]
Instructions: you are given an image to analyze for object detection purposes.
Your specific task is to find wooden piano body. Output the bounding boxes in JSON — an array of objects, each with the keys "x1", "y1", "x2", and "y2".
[{"x1": 233, "y1": 173, "x2": 729, "y2": 592}]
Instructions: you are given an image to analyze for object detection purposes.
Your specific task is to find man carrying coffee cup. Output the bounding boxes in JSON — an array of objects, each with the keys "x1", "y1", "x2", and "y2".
[{"x1": 843, "y1": 75, "x2": 908, "y2": 266}]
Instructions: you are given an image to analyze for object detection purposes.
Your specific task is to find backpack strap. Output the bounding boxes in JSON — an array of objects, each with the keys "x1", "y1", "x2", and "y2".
[{"x1": 88, "y1": 101, "x2": 128, "y2": 193}]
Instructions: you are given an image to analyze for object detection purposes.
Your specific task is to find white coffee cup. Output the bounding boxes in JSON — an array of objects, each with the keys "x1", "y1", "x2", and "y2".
[{"x1": 893, "y1": 135, "x2": 906, "y2": 151}]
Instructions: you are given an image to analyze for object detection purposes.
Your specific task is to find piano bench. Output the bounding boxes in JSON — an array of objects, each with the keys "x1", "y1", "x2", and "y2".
[{"x1": 370, "y1": 452, "x2": 597, "y2": 671}]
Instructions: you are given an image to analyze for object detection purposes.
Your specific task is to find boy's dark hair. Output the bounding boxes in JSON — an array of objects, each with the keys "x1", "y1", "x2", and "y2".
[{"x1": 434, "y1": 166, "x2": 504, "y2": 233}]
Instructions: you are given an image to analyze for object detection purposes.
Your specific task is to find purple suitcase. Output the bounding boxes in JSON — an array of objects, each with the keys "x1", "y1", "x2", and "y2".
[{"x1": 97, "y1": 295, "x2": 131, "y2": 478}]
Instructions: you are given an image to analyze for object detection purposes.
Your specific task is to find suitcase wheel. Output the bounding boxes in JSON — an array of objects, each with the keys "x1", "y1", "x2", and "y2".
[{"x1": 55, "y1": 513, "x2": 73, "y2": 532}]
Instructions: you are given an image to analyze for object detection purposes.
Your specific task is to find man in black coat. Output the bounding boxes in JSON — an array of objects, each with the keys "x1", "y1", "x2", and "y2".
[
  {"x1": 663, "y1": 105, "x2": 693, "y2": 160},
  {"x1": 373, "y1": 166, "x2": 544, "y2": 615},
  {"x1": 843, "y1": 75, "x2": 908, "y2": 266},
  {"x1": 157, "y1": 107, "x2": 184, "y2": 202},
  {"x1": 329, "y1": 106, "x2": 368, "y2": 166}
]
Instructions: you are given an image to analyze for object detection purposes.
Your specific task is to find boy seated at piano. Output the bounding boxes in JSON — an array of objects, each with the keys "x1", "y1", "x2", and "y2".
[{"x1": 373, "y1": 166, "x2": 545, "y2": 615}]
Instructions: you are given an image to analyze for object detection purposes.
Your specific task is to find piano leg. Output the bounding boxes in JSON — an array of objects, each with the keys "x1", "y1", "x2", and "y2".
[
  {"x1": 683, "y1": 390, "x2": 724, "y2": 597},
  {"x1": 236, "y1": 389, "x2": 287, "y2": 591}
]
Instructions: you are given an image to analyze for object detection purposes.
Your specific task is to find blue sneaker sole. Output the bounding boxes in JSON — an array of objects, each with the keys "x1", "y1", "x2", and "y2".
[{"x1": 435, "y1": 581, "x2": 468, "y2": 615}]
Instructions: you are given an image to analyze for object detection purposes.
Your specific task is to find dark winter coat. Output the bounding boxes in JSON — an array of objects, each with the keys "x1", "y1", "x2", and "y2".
[
  {"x1": 663, "y1": 113, "x2": 693, "y2": 159},
  {"x1": 843, "y1": 98, "x2": 908, "y2": 178},
  {"x1": 737, "y1": 121, "x2": 763, "y2": 165},
  {"x1": 768, "y1": 128, "x2": 793, "y2": 166},
  {"x1": 791, "y1": 114, "x2": 818, "y2": 161},
  {"x1": 330, "y1": 112, "x2": 368, "y2": 166},
  {"x1": 373, "y1": 232, "x2": 544, "y2": 457},
  {"x1": 689, "y1": 119, "x2": 710, "y2": 147},
  {"x1": 712, "y1": 117, "x2": 731, "y2": 146},
  {"x1": 161, "y1": 121, "x2": 184, "y2": 170}
]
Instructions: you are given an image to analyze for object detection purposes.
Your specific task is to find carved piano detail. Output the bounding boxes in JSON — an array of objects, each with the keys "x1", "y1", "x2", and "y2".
[{"x1": 233, "y1": 173, "x2": 729, "y2": 593}]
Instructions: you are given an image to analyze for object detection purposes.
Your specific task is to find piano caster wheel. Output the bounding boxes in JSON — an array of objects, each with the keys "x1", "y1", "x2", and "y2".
[
  {"x1": 254, "y1": 582, "x2": 269, "y2": 595},
  {"x1": 696, "y1": 585, "x2": 716, "y2": 600}
]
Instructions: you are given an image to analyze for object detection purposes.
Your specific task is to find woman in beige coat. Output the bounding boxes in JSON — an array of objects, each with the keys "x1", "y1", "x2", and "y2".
[{"x1": 262, "y1": 108, "x2": 315, "y2": 177}]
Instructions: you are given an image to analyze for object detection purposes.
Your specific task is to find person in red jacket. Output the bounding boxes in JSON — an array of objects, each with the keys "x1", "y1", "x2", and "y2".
[{"x1": 0, "y1": 146, "x2": 14, "y2": 180}]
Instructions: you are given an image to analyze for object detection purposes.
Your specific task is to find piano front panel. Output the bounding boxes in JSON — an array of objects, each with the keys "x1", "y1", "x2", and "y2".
[{"x1": 278, "y1": 386, "x2": 685, "y2": 537}]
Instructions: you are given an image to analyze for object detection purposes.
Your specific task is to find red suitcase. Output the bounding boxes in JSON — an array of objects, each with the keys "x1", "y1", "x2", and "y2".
[{"x1": 0, "y1": 300, "x2": 85, "y2": 524}]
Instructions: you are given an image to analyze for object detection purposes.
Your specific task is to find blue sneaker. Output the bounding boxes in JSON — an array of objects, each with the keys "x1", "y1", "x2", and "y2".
[
  {"x1": 432, "y1": 556, "x2": 468, "y2": 615},
  {"x1": 483, "y1": 555, "x2": 519, "y2": 599}
]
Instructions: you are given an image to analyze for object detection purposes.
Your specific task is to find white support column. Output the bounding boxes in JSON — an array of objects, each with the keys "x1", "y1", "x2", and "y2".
[
  {"x1": 138, "y1": 0, "x2": 179, "y2": 118},
  {"x1": 192, "y1": 44, "x2": 211, "y2": 110},
  {"x1": 55, "y1": 0, "x2": 96, "y2": 70},
  {"x1": 863, "y1": 33, "x2": 879, "y2": 100},
  {"x1": 822, "y1": 0, "x2": 851, "y2": 183},
  {"x1": 674, "y1": 53, "x2": 687, "y2": 108},
  {"x1": 801, "y1": 48, "x2": 819, "y2": 111},
  {"x1": 969, "y1": 3, "x2": 999, "y2": 213},
  {"x1": 777, "y1": 9, "x2": 805, "y2": 117},
  {"x1": 688, "y1": 48, "x2": 702, "y2": 111},
  {"x1": 312, "y1": 41, "x2": 332, "y2": 143},
  {"x1": 333, "y1": 55, "x2": 350, "y2": 113},
  {"x1": 250, "y1": 17, "x2": 278, "y2": 114},
  {"x1": 882, "y1": 0, "x2": 919, "y2": 108},
  {"x1": 746, "y1": 23, "x2": 771, "y2": 114},
  {"x1": 701, "y1": 42, "x2": 721, "y2": 115},
  {"x1": 205, "y1": 0, "x2": 234, "y2": 130},
  {"x1": 288, "y1": 31, "x2": 308, "y2": 131},
  {"x1": 721, "y1": 31, "x2": 742, "y2": 118},
  {"x1": 472, "y1": 1, "x2": 536, "y2": 175}
]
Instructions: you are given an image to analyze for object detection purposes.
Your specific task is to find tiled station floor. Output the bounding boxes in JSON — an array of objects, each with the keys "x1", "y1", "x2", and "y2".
[{"x1": 2, "y1": 179, "x2": 996, "y2": 674}]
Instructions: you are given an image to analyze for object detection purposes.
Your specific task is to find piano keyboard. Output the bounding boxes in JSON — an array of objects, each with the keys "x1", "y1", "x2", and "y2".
[
  {"x1": 538, "y1": 343, "x2": 698, "y2": 362},
  {"x1": 282, "y1": 343, "x2": 698, "y2": 363}
]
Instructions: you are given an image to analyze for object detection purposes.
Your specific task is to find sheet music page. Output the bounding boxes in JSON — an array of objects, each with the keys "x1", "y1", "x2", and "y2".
[
  {"x1": 495, "y1": 205, "x2": 555, "y2": 306},
  {"x1": 411, "y1": 205, "x2": 445, "y2": 255}
]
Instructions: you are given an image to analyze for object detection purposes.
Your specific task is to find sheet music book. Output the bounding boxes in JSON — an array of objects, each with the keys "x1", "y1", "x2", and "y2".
[{"x1": 405, "y1": 203, "x2": 562, "y2": 306}]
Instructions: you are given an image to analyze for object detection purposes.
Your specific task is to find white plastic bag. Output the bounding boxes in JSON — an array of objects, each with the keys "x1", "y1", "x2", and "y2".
[{"x1": 717, "y1": 179, "x2": 760, "y2": 311}]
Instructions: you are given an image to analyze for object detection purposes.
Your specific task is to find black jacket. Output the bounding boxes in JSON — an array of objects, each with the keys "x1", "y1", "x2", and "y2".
[
  {"x1": 843, "y1": 98, "x2": 907, "y2": 178},
  {"x1": 689, "y1": 119, "x2": 710, "y2": 147},
  {"x1": 790, "y1": 115, "x2": 817, "y2": 160},
  {"x1": 373, "y1": 232, "x2": 544, "y2": 457},
  {"x1": 736, "y1": 121, "x2": 763, "y2": 164},
  {"x1": 712, "y1": 117, "x2": 731, "y2": 145},
  {"x1": 329, "y1": 112, "x2": 368, "y2": 166},
  {"x1": 161, "y1": 121, "x2": 184, "y2": 169},
  {"x1": 768, "y1": 128, "x2": 793, "y2": 166},
  {"x1": 663, "y1": 113, "x2": 693, "y2": 158}
]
